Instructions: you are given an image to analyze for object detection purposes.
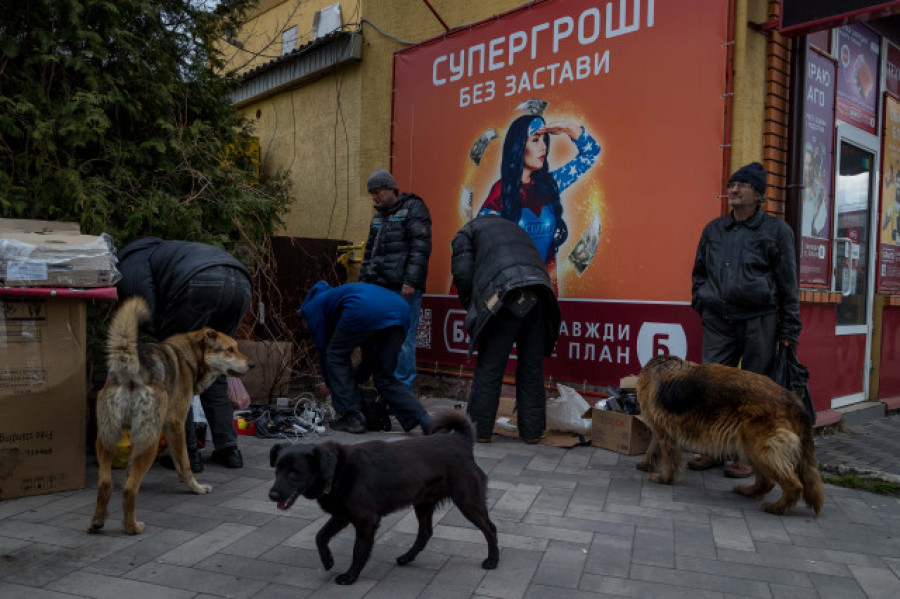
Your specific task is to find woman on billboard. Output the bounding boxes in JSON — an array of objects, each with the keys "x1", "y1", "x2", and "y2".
[{"x1": 478, "y1": 114, "x2": 600, "y2": 282}]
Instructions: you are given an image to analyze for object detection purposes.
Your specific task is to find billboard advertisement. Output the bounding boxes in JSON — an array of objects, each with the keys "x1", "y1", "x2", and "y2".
[
  {"x1": 799, "y1": 48, "x2": 836, "y2": 286},
  {"x1": 394, "y1": 0, "x2": 730, "y2": 384},
  {"x1": 879, "y1": 93, "x2": 900, "y2": 292},
  {"x1": 835, "y1": 23, "x2": 880, "y2": 134}
]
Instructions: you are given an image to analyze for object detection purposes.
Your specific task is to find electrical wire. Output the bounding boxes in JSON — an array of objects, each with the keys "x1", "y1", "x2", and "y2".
[{"x1": 359, "y1": 17, "x2": 419, "y2": 45}]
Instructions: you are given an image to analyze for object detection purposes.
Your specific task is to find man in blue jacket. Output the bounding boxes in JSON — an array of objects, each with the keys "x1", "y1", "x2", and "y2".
[{"x1": 299, "y1": 281, "x2": 431, "y2": 434}]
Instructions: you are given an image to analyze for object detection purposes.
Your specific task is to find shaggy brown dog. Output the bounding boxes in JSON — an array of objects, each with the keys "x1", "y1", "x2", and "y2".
[
  {"x1": 268, "y1": 409, "x2": 499, "y2": 585},
  {"x1": 88, "y1": 297, "x2": 251, "y2": 534},
  {"x1": 634, "y1": 355, "x2": 823, "y2": 516}
]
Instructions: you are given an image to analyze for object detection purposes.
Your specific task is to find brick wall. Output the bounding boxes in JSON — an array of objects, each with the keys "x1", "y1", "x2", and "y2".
[{"x1": 763, "y1": 0, "x2": 791, "y2": 217}]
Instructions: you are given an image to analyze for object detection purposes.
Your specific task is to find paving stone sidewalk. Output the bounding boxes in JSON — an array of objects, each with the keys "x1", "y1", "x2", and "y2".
[
  {"x1": 814, "y1": 411, "x2": 900, "y2": 480},
  {"x1": 1, "y1": 402, "x2": 899, "y2": 599}
]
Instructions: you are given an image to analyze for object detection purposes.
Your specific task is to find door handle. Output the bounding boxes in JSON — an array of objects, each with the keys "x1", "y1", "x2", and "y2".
[{"x1": 833, "y1": 237, "x2": 853, "y2": 296}]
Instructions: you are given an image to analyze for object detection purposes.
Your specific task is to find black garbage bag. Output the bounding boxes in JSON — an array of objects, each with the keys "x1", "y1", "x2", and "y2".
[
  {"x1": 771, "y1": 345, "x2": 816, "y2": 428},
  {"x1": 621, "y1": 392, "x2": 640, "y2": 415},
  {"x1": 360, "y1": 388, "x2": 392, "y2": 432}
]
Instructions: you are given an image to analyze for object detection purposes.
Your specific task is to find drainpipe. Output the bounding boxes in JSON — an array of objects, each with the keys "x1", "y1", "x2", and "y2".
[
  {"x1": 730, "y1": 0, "x2": 748, "y2": 176},
  {"x1": 421, "y1": 0, "x2": 450, "y2": 33}
]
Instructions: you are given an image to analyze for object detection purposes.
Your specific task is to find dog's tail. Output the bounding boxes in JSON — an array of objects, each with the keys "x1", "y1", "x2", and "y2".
[
  {"x1": 426, "y1": 409, "x2": 475, "y2": 445},
  {"x1": 798, "y1": 435, "x2": 825, "y2": 516},
  {"x1": 105, "y1": 296, "x2": 151, "y2": 385}
]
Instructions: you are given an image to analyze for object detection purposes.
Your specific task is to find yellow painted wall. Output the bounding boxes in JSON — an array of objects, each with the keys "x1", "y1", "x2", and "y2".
[
  {"x1": 237, "y1": 69, "x2": 364, "y2": 240},
  {"x1": 221, "y1": 0, "x2": 523, "y2": 243},
  {"x1": 220, "y1": 0, "x2": 345, "y2": 75},
  {"x1": 729, "y1": 0, "x2": 769, "y2": 172}
]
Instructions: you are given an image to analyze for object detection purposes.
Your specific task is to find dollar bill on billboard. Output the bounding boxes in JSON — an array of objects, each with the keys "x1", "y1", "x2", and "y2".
[
  {"x1": 517, "y1": 98, "x2": 548, "y2": 116},
  {"x1": 459, "y1": 186, "x2": 474, "y2": 222},
  {"x1": 568, "y1": 211, "x2": 602, "y2": 276},
  {"x1": 469, "y1": 129, "x2": 497, "y2": 165}
]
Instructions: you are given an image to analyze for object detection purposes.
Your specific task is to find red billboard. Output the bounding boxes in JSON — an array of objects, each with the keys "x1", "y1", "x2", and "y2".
[{"x1": 394, "y1": 0, "x2": 730, "y2": 384}]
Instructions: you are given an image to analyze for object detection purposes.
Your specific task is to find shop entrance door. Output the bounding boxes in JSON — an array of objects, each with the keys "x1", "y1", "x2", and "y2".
[{"x1": 831, "y1": 125, "x2": 878, "y2": 407}]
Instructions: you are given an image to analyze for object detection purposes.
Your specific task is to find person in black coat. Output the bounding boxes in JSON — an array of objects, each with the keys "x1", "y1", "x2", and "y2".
[
  {"x1": 116, "y1": 238, "x2": 252, "y2": 471},
  {"x1": 451, "y1": 215, "x2": 561, "y2": 443},
  {"x1": 689, "y1": 161, "x2": 802, "y2": 478},
  {"x1": 360, "y1": 168, "x2": 432, "y2": 389}
]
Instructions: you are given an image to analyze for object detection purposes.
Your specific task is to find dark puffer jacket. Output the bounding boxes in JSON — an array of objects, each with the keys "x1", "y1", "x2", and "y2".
[
  {"x1": 116, "y1": 237, "x2": 250, "y2": 332},
  {"x1": 451, "y1": 215, "x2": 561, "y2": 356},
  {"x1": 359, "y1": 193, "x2": 432, "y2": 292},
  {"x1": 691, "y1": 209, "x2": 801, "y2": 341}
]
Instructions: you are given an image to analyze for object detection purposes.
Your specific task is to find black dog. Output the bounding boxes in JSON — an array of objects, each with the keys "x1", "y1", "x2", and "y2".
[{"x1": 268, "y1": 409, "x2": 500, "y2": 585}]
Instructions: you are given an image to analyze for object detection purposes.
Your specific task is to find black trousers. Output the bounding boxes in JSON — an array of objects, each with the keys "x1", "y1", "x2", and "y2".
[
  {"x1": 324, "y1": 326, "x2": 428, "y2": 431},
  {"x1": 157, "y1": 266, "x2": 251, "y2": 452},
  {"x1": 701, "y1": 311, "x2": 778, "y2": 375},
  {"x1": 467, "y1": 302, "x2": 547, "y2": 440}
]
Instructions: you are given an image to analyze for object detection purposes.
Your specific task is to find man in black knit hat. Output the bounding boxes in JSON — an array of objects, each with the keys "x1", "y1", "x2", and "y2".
[{"x1": 688, "y1": 161, "x2": 802, "y2": 478}]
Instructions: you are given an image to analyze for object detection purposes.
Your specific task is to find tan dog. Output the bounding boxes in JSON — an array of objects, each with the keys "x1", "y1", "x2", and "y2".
[
  {"x1": 635, "y1": 355, "x2": 823, "y2": 516},
  {"x1": 88, "y1": 297, "x2": 251, "y2": 534}
]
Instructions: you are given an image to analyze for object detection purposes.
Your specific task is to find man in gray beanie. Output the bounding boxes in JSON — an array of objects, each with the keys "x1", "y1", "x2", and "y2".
[
  {"x1": 688, "y1": 161, "x2": 802, "y2": 478},
  {"x1": 359, "y1": 168, "x2": 432, "y2": 389}
]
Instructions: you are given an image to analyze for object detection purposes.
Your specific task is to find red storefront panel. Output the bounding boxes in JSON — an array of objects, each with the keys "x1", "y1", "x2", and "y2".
[
  {"x1": 798, "y1": 303, "x2": 838, "y2": 411},
  {"x1": 879, "y1": 306, "x2": 900, "y2": 397},
  {"x1": 418, "y1": 296, "x2": 702, "y2": 387}
]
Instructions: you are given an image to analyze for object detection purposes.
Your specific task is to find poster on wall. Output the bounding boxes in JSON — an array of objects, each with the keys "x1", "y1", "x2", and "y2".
[
  {"x1": 885, "y1": 42, "x2": 900, "y2": 97},
  {"x1": 393, "y1": 0, "x2": 728, "y2": 384},
  {"x1": 835, "y1": 23, "x2": 880, "y2": 134},
  {"x1": 878, "y1": 93, "x2": 900, "y2": 292},
  {"x1": 800, "y1": 47, "x2": 836, "y2": 286}
]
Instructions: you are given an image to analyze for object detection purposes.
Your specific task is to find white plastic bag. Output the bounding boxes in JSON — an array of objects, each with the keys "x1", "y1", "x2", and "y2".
[{"x1": 546, "y1": 384, "x2": 592, "y2": 435}]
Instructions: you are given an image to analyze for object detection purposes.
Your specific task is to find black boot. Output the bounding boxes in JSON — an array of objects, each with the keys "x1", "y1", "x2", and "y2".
[
  {"x1": 211, "y1": 447, "x2": 243, "y2": 468},
  {"x1": 158, "y1": 450, "x2": 203, "y2": 473},
  {"x1": 329, "y1": 411, "x2": 366, "y2": 434}
]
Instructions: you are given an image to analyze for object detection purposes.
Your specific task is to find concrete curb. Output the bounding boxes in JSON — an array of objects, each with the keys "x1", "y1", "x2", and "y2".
[{"x1": 819, "y1": 462, "x2": 900, "y2": 485}]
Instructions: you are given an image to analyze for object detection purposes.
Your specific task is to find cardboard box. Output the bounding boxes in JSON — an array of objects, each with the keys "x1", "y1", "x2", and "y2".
[
  {"x1": 619, "y1": 375, "x2": 639, "y2": 391},
  {"x1": 237, "y1": 340, "x2": 293, "y2": 403},
  {"x1": 0, "y1": 297, "x2": 87, "y2": 499},
  {"x1": 0, "y1": 218, "x2": 119, "y2": 288},
  {"x1": 590, "y1": 409, "x2": 652, "y2": 455}
]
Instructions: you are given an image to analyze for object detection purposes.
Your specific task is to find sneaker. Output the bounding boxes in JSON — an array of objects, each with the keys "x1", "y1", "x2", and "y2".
[
  {"x1": 330, "y1": 412, "x2": 366, "y2": 434},
  {"x1": 687, "y1": 455, "x2": 722, "y2": 471},
  {"x1": 158, "y1": 453, "x2": 204, "y2": 473},
  {"x1": 724, "y1": 461, "x2": 754, "y2": 478},
  {"x1": 210, "y1": 447, "x2": 243, "y2": 468},
  {"x1": 522, "y1": 437, "x2": 541, "y2": 445}
]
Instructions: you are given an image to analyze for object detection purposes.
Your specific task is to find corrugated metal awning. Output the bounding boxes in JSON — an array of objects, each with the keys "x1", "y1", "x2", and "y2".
[{"x1": 229, "y1": 31, "x2": 362, "y2": 107}]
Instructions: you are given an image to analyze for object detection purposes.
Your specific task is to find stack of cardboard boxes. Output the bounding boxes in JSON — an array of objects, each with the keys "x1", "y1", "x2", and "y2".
[{"x1": 0, "y1": 219, "x2": 119, "y2": 499}]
